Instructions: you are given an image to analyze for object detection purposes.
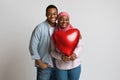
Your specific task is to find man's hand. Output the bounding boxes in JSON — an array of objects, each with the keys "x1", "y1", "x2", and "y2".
[{"x1": 36, "y1": 59, "x2": 48, "y2": 69}]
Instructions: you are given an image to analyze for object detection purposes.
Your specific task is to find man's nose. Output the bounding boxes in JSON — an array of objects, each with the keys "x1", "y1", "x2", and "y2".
[{"x1": 51, "y1": 14, "x2": 55, "y2": 17}]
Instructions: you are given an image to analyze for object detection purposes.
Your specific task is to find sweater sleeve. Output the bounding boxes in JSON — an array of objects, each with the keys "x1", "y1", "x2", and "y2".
[{"x1": 29, "y1": 26, "x2": 41, "y2": 60}]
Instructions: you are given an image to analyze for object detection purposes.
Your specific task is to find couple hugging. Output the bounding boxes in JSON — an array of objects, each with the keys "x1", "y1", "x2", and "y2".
[{"x1": 29, "y1": 5, "x2": 82, "y2": 80}]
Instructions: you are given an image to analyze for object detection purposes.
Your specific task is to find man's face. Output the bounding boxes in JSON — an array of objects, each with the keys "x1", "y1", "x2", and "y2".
[{"x1": 46, "y1": 8, "x2": 58, "y2": 26}]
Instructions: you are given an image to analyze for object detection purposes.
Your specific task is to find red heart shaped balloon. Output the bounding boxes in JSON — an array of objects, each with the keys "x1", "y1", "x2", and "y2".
[{"x1": 52, "y1": 29, "x2": 80, "y2": 56}]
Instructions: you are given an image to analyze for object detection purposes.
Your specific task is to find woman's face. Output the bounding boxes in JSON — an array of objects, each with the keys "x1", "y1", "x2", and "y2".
[{"x1": 58, "y1": 15, "x2": 69, "y2": 28}]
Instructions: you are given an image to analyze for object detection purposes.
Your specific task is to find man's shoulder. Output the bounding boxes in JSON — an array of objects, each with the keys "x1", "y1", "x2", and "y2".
[
  {"x1": 37, "y1": 20, "x2": 47, "y2": 27},
  {"x1": 33, "y1": 21, "x2": 45, "y2": 30},
  {"x1": 34, "y1": 20, "x2": 49, "y2": 32}
]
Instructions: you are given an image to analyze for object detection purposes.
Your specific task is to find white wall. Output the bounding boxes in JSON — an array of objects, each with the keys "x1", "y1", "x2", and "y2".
[{"x1": 0, "y1": 0, "x2": 120, "y2": 80}]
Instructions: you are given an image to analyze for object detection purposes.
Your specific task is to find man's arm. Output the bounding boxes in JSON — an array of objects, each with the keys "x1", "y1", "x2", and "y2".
[{"x1": 29, "y1": 26, "x2": 48, "y2": 69}]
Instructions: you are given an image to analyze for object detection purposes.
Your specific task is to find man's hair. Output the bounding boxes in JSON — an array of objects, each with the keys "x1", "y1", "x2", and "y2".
[{"x1": 46, "y1": 5, "x2": 58, "y2": 13}]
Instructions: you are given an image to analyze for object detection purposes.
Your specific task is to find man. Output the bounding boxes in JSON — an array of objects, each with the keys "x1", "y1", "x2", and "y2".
[{"x1": 29, "y1": 5, "x2": 58, "y2": 80}]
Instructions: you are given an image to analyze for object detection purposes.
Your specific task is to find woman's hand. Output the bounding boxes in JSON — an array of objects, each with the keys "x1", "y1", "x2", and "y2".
[
  {"x1": 70, "y1": 53, "x2": 77, "y2": 61},
  {"x1": 61, "y1": 55, "x2": 70, "y2": 62},
  {"x1": 61, "y1": 53, "x2": 77, "y2": 62}
]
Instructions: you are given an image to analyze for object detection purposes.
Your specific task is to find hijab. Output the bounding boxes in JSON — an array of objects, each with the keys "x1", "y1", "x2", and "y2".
[{"x1": 55, "y1": 12, "x2": 73, "y2": 31}]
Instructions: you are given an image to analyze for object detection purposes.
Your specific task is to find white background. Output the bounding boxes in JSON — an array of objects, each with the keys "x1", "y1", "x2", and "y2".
[{"x1": 0, "y1": 0, "x2": 120, "y2": 80}]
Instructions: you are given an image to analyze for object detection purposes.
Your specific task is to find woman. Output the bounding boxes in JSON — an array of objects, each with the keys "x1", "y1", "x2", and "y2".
[{"x1": 51, "y1": 12, "x2": 82, "y2": 80}]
